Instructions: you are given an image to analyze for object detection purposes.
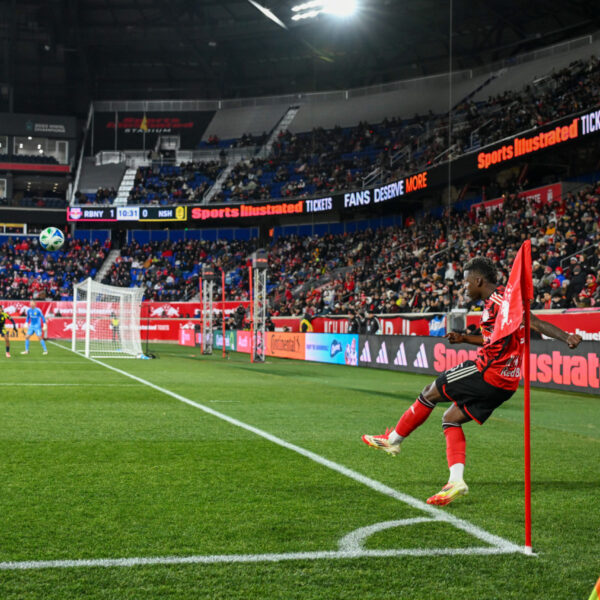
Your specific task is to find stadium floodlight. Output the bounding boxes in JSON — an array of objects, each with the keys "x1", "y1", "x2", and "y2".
[{"x1": 291, "y1": 0, "x2": 357, "y2": 20}]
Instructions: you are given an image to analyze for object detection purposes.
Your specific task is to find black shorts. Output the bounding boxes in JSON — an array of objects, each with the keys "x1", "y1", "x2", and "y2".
[{"x1": 435, "y1": 360, "x2": 514, "y2": 425}]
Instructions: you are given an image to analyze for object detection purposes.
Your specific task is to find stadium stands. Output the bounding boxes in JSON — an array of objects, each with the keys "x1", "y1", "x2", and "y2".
[
  {"x1": 73, "y1": 187, "x2": 117, "y2": 205},
  {"x1": 0, "y1": 238, "x2": 109, "y2": 300},
  {"x1": 119, "y1": 55, "x2": 599, "y2": 206},
  {"x1": 93, "y1": 180, "x2": 600, "y2": 310},
  {"x1": 127, "y1": 161, "x2": 223, "y2": 205}
]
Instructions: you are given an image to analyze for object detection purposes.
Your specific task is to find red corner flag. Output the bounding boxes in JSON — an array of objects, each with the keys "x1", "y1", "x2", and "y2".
[
  {"x1": 491, "y1": 239, "x2": 535, "y2": 553},
  {"x1": 490, "y1": 240, "x2": 534, "y2": 344}
]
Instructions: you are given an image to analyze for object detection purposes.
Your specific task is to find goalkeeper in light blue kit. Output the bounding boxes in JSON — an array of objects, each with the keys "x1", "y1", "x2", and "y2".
[{"x1": 21, "y1": 300, "x2": 48, "y2": 355}]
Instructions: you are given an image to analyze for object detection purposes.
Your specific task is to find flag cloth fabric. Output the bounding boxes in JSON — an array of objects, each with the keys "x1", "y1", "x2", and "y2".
[
  {"x1": 140, "y1": 114, "x2": 148, "y2": 132},
  {"x1": 588, "y1": 576, "x2": 600, "y2": 600},
  {"x1": 490, "y1": 239, "x2": 534, "y2": 344}
]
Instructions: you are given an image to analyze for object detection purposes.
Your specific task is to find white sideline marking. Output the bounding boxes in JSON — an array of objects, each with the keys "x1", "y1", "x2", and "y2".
[
  {"x1": 0, "y1": 383, "x2": 139, "y2": 386},
  {"x1": 0, "y1": 546, "x2": 517, "y2": 571},
  {"x1": 10, "y1": 360, "x2": 84, "y2": 364}
]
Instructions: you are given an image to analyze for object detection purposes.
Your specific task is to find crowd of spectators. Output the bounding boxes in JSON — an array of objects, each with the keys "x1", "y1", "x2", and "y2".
[
  {"x1": 0, "y1": 175, "x2": 598, "y2": 314},
  {"x1": 127, "y1": 161, "x2": 223, "y2": 205},
  {"x1": 73, "y1": 187, "x2": 117, "y2": 205},
  {"x1": 0, "y1": 238, "x2": 109, "y2": 300},
  {"x1": 99, "y1": 179, "x2": 600, "y2": 312},
  {"x1": 104, "y1": 238, "x2": 254, "y2": 301},
  {"x1": 269, "y1": 181, "x2": 600, "y2": 316}
]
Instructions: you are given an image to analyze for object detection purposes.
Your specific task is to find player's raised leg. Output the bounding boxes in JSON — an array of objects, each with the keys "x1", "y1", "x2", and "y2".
[{"x1": 361, "y1": 382, "x2": 441, "y2": 455}]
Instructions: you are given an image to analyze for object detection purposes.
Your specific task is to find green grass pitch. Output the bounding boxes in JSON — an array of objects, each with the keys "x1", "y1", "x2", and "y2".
[{"x1": 0, "y1": 341, "x2": 598, "y2": 599}]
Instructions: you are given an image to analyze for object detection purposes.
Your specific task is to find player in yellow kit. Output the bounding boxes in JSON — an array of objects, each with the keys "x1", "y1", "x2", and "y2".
[{"x1": 0, "y1": 305, "x2": 18, "y2": 357}]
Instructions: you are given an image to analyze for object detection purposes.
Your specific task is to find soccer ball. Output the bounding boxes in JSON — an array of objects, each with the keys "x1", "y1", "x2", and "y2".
[{"x1": 39, "y1": 227, "x2": 65, "y2": 251}]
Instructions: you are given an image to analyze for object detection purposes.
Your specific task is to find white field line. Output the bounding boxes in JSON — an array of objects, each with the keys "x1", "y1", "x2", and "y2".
[
  {"x1": 8, "y1": 360, "x2": 87, "y2": 364},
  {"x1": 338, "y1": 518, "x2": 436, "y2": 552},
  {"x1": 3, "y1": 342, "x2": 526, "y2": 573},
  {"x1": 72, "y1": 352, "x2": 525, "y2": 553},
  {"x1": 0, "y1": 383, "x2": 140, "y2": 386},
  {"x1": 0, "y1": 546, "x2": 517, "y2": 571}
]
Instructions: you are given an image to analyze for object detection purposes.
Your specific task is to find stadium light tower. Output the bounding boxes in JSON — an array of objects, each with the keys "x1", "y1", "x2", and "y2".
[{"x1": 291, "y1": 0, "x2": 358, "y2": 21}]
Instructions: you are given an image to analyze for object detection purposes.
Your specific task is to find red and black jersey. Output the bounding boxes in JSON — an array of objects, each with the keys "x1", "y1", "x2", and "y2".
[{"x1": 475, "y1": 285, "x2": 525, "y2": 391}]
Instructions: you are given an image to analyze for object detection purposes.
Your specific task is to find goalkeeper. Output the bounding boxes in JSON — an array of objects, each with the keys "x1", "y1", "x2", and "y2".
[
  {"x1": 0, "y1": 305, "x2": 17, "y2": 358},
  {"x1": 21, "y1": 300, "x2": 48, "y2": 355},
  {"x1": 110, "y1": 312, "x2": 120, "y2": 343}
]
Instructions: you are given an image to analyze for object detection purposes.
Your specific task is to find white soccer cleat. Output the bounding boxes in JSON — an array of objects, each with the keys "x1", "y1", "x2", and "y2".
[
  {"x1": 20, "y1": 350, "x2": 29, "y2": 355},
  {"x1": 361, "y1": 428, "x2": 401, "y2": 456},
  {"x1": 426, "y1": 480, "x2": 469, "y2": 506},
  {"x1": 43, "y1": 351, "x2": 48, "y2": 355}
]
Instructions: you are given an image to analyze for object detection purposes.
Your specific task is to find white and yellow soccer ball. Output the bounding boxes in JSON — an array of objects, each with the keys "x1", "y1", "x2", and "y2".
[{"x1": 39, "y1": 227, "x2": 65, "y2": 251}]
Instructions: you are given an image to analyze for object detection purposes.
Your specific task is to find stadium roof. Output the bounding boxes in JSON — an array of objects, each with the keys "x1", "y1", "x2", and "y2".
[{"x1": 1, "y1": 0, "x2": 599, "y2": 115}]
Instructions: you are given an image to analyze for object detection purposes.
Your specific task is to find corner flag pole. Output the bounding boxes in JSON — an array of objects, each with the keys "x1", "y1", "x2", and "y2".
[
  {"x1": 221, "y1": 270, "x2": 226, "y2": 359},
  {"x1": 249, "y1": 265, "x2": 254, "y2": 364},
  {"x1": 524, "y1": 293, "x2": 532, "y2": 554},
  {"x1": 490, "y1": 239, "x2": 533, "y2": 554}
]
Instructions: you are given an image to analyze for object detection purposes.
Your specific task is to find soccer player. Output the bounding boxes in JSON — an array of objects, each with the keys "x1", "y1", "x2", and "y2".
[
  {"x1": 21, "y1": 300, "x2": 48, "y2": 355},
  {"x1": 362, "y1": 257, "x2": 582, "y2": 506},
  {"x1": 0, "y1": 305, "x2": 17, "y2": 357},
  {"x1": 110, "y1": 312, "x2": 120, "y2": 343}
]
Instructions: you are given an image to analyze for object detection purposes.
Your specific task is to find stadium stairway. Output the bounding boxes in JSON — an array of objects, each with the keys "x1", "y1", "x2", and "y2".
[
  {"x1": 256, "y1": 105, "x2": 300, "y2": 160},
  {"x1": 202, "y1": 105, "x2": 300, "y2": 204},
  {"x1": 202, "y1": 161, "x2": 236, "y2": 204},
  {"x1": 94, "y1": 249, "x2": 121, "y2": 282},
  {"x1": 114, "y1": 168, "x2": 138, "y2": 206}
]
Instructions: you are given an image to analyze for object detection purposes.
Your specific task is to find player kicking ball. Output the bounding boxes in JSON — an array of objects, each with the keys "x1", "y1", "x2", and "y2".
[
  {"x1": 20, "y1": 300, "x2": 48, "y2": 355},
  {"x1": 0, "y1": 305, "x2": 17, "y2": 357},
  {"x1": 362, "y1": 257, "x2": 582, "y2": 506}
]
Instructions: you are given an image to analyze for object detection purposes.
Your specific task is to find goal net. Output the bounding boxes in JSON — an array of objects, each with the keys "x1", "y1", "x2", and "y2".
[{"x1": 72, "y1": 278, "x2": 145, "y2": 358}]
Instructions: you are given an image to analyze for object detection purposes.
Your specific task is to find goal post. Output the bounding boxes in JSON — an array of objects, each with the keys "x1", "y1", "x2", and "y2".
[{"x1": 72, "y1": 278, "x2": 145, "y2": 358}]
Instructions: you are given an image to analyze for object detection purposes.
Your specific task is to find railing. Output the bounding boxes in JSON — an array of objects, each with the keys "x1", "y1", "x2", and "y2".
[
  {"x1": 70, "y1": 103, "x2": 94, "y2": 203},
  {"x1": 560, "y1": 243, "x2": 598, "y2": 268},
  {"x1": 95, "y1": 151, "x2": 128, "y2": 166}
]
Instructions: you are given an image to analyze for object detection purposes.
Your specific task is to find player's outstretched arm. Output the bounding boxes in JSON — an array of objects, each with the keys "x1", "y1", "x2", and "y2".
[
  {"x1": 530, "y1": 314, "x2": 582, "y2": 348},
  {"x1": 445, "y1": 331, "x2": 484, "y2": 346}
]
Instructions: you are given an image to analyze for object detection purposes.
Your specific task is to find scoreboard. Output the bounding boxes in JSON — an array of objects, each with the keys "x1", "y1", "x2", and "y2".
[{"x1": 67, "y1": 205, "x2": 187, "y2": 222}]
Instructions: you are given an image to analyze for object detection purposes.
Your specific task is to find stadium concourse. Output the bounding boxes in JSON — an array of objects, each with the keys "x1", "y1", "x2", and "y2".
[{"x1": 72, "y1": 55, "x2": 600, "y2": 207}]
